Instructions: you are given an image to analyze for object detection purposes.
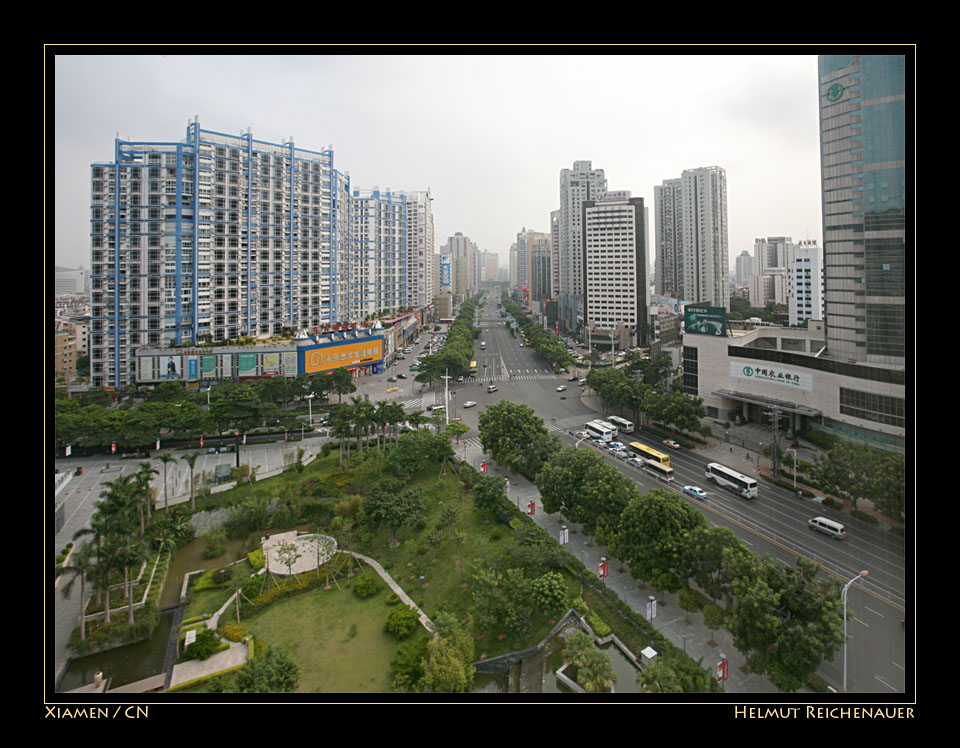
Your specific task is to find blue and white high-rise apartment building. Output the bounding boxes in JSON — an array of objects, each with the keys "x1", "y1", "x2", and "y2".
[
  {"x1": 350, "y1": 188, "x2": 408, "y2": 321},
  {"x1": 88, "y1": 118, "x2": 351, "y2": 388}
]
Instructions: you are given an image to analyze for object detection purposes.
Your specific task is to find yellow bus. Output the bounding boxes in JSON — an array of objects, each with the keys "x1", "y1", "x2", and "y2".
[
  {"x1": 469, "y1": 361, "x2": 478, "y2": 377},
  {"x1": 628, "y1": 442, "x2": 671, "y2": 467}
]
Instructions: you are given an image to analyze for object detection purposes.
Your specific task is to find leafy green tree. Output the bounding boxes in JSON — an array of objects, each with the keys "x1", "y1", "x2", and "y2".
[
  {"x1": 234, "y1": 646, "x2": 299, "y2": 693},
  {"x1": 531, "y1": 571, "x2": 568, "y2": 617},
  {"x1": 473, "y1": 474, "x2": 511, "y2": 516},
  {"x1": 478, "y1": 400, "x2": 558, "y2": 479},
  {"x1": 536, "y1": 446, "x2": 638, "y2": 541},
  {"x1": 726, "y1": 554, "x2": 845, "y2": 692},
  {"x1": 609, "y1": 488, "x2": 707, "y2": 582},
  {"x1": 390, "y1": 633, "x2": 431, "y2": 691},
  {"x1": 681, "y1": 525, "x2": 752, "y2": 605},
  {"x1": 364, "y1": 478, "x2": 425, "y2": 545},
  {"x1": 328, "y1": 366, "x2": 357, "y2": 404},
  {"x1": 419, "y1": 616, "x2": 476, "y2": 693},
  {"x1": 814, "y1": 442, "x2": 905, "y2": 519},
  {"x1": 384, "y1": 604, "x2": 421, "y2": 639},
  {"x1": 208, "y1": 381, "x2": 265, "y2": 437}
]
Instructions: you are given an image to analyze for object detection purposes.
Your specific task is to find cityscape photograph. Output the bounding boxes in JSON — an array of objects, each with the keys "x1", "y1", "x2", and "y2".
[{"x1": 49, "y1": 49, "x2": 911, "y2": 707}]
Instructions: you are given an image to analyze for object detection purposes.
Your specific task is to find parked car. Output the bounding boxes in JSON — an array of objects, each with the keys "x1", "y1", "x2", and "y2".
[
  {"x1": 397, "y1": 373, "x2": 407, "y2": 379},
  {"x1": 387, "y1": 376, "x2": 397, "y2": 382},
  {"x1": 463, "y1": 401, "x2": 477, "y2": 408},
  {"x1": 662, "y1": 439, "x2": 680, "y2": 450},
  {"x1": 683, "y1": 486, "x2": 707, "y2": 500}
]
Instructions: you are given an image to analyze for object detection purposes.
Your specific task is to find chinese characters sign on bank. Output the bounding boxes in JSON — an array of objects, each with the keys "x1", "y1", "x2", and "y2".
[{"x1": 732, "y1": 362, "x2": 812, "y2": 392}]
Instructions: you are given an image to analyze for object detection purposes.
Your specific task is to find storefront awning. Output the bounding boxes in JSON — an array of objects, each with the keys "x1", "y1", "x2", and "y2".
[{"x1": 712, "y1": 390, "x2": 821, "y2": 418}]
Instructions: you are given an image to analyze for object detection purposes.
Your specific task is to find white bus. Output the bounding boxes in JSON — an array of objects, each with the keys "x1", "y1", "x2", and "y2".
[
  {"x1": 585, "y1": 420, "x2": 616, "y2": 442},
  {"x1": 606, "y1": 416, "x2": 635, "y2": 434},
  {"x1": 705, "y1": 463, "x2": 758, "y2": 499},
  {"x1": 644, "y1": 460, "x2": 675, "y2": 481}
]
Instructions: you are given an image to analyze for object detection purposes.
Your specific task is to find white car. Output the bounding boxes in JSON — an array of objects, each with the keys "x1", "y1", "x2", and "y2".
[
  {"x1": 607, "y1": 441, "x2": 626, "y2": 451},
  {"x1": 556, "y1": 385, "x2": 567, "y2": 392},
  {"x1": 683, "y1": 486, "x2": 707, "y2": 500},
  {"x1": 463, "y1": 401, "x2": 477, "y2": 408},
  {"x1": 628, "y1": 456, "x2": 646, "y2": 467}
]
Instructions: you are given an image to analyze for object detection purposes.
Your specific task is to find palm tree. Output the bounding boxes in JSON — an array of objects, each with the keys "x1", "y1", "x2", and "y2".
[
  {"x1": 73, "y1": 509, "x2": 113, "y2": 620},
  {"x1": 349, "y1": 396, "x2": 375, "y2": 453},
  {"x1": 576, "y1": 648, "x2": 617, "y2": 693},
  {"x1": 329, "y1": 408, "x2": 353, "y2": 464},
  {"x1": 373, "y1": 401, "x2": 390, "y2": 451},
  {"x1": 114, "y1": 538, "x2": 148, "y2": 625},
  {"x1": 179, "y1": 452, "x2": 201, "y2": 511},
  {"x1": 135, "y1": 461, "x2": 159, "y2": 526},
  {"x1": 157, "y1": 452, "x2": 177, "y2": 511},
  {"x1": 56, "y1": 544, "x2": 96, "y2": 641},
  {"x1": 387, "y1": 402, "x2": 406, "y2": 445}
]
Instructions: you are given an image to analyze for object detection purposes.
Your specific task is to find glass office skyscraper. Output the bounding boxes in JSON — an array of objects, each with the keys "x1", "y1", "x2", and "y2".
[{"x1": 818, "y1": 55, "x2": 906, "y2": 365}]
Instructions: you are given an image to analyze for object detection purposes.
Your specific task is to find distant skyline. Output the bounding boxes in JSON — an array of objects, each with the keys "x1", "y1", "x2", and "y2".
[{"x1": 54, "y1": 52, "x2": 826, "y2": 273}]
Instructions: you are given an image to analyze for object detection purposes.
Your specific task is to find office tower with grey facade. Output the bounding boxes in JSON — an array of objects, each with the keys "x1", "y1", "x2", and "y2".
[
  {"x1": 558, "y1": 161, "x2": 606, "y2": 333},
  {"x1": 818, "y1": 54, "x2": 906, "y2": 366}
]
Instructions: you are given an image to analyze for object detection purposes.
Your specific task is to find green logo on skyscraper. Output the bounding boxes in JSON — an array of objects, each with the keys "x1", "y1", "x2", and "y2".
[{"x1": 825, "y1": 83, "x2": 844, "y2": 102}]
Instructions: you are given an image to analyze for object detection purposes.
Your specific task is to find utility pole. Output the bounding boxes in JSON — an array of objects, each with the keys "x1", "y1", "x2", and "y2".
[
  {"x1": 441, "y1": 369, "x2": 451, "y2": 426},
  {"x1": 764, "y1": 406, "x2": 783, "y2": 480}
]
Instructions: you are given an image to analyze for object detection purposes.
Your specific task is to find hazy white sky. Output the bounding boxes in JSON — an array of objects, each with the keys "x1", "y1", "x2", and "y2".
[{"x1": 53, "y1": 52, "x2": 824, "y2": 270}]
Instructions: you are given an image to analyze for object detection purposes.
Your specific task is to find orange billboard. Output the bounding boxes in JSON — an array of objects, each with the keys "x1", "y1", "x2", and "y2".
[{"x1": 300, "y1": 337, "x2": 384, "y2": 375}]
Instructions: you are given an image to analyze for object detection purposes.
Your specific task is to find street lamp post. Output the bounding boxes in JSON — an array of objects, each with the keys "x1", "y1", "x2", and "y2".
[
  {"x1": 842, "y1": 570, "x2": 869, "y2": 693},
  {"x1": 441, "y1": 370, "x2": 451, "y2": 426},
  {"x1": 785, "y1": 448, "x2": 798, "y2": 491}
]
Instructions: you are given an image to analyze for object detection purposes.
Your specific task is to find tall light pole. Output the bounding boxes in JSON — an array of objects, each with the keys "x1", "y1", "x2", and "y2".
[
  {"x1": 785, "y1": 447, "x2": 798, "y2": 491},
  {"x1": 441, "y1": 370, "x2": 451, "y2": 426},
  {"x1": 842, "y1": 570, "x2": 869, "y2": 693}
]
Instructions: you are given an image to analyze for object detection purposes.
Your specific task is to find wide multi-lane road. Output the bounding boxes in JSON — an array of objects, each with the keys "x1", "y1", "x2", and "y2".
[{"x1": 461, "y1": 297, "x2": 909, "y2": 694}]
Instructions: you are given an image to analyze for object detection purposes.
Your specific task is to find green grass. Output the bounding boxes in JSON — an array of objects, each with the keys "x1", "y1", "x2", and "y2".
[
  {"x1": 243, "y1": 573, "x2": 396, "y2": 693},
  {"x1": 172, "y1": 445, "x2": 591, "y2": 690}
]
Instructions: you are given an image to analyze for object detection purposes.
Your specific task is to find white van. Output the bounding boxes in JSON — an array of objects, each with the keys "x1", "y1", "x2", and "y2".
[{"x1": 808, "y1": 516, "x2": 847, "y2": 540}]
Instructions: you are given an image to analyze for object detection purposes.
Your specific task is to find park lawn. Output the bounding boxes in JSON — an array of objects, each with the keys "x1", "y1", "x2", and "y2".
[{"x1": 242, "y1": 573, "x2": 397, "y2": 693}]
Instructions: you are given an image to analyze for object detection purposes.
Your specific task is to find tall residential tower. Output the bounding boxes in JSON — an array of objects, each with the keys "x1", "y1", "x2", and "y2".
[
  {"x1": 89, "y1": 119, "x2": 350, "y2": 388},
  {"x1": 654, "y1": 166, "x2": 729, "y2": 309}
]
